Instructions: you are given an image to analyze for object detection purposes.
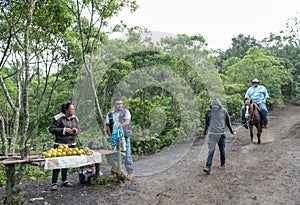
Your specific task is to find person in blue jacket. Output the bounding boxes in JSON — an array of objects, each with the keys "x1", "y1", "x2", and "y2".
[{"x1": 241, "y1": 78, "x2": 269, "y2": 128}]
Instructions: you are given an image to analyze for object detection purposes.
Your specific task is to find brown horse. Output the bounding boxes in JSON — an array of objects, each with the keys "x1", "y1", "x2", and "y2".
[{"x1": 244, "y1": 100, "x2": 263, "y2": 144}]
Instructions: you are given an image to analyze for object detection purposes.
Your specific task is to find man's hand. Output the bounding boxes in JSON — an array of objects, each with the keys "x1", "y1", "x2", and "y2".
[
  {"x1": 262, "y1": 98, "x2": 267, "y2": 104},
  {"x1": 232, "y1": 129, "x2": 237, "y2": 135}
]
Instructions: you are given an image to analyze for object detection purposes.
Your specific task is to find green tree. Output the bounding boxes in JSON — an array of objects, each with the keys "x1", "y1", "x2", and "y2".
[
  {"x1": 263, "y1": 15, "x2": 300, "y2": 100},
  {"x1": 215, "y1": 34, "x2": 260, "y2": 73},
  {"x1": 69, "y1": 0, "x2": 138, "y2": 177},
  {"x1": 226, "y1": 47, "x2": 293, "y2": 106},
  {"x1": 0, "y1": 1, "x2": 81, "y2": 203}
]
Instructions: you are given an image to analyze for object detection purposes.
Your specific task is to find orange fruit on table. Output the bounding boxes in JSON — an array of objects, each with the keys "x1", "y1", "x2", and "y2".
[
  {"x1": 45, "y1": 153, "x2": 51, "y2": 158},
  {"x1": 58, "y1": 145, "x2": 64, "y2": 149},
  {"x1": 57, "y1": 152, "x2": 62, "y2": 157},
  {"x1": 62, "y1": 152, "x2": 67, "y2": 156}
]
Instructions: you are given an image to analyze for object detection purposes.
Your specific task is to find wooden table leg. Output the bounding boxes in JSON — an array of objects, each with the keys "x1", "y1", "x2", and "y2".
[
  {"x1": 95, "y1": 163, "x2": 100, "y2": 177},
  {"x1": 117, "y1": 138, "x2": 122, "y2": 181}
]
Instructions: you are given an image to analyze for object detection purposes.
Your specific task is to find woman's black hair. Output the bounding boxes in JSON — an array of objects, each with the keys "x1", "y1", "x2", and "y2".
[{"x1": 61, "y1": 102, "x2": 73, "y2": 114}]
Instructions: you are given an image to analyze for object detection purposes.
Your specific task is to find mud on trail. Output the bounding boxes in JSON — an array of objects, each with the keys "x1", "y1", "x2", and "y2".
[{"x1": 2, "y1": 102, "x2": 300, "y2": 205}]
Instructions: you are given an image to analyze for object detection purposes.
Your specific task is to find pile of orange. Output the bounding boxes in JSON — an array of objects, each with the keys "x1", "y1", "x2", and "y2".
[{"x1": 42, "y1": 145, "x2": 86, "y2": 158}]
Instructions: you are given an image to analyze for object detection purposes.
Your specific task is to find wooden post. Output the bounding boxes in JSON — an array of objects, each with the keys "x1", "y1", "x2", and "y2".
[
  {"x1": 95, "y1": 163, "x2": 100, "y2": 177},
  {"x1": 116, "y1": 137, "x2": 122, "y2": 181},
  {"x1": 24, "y1": 144, "x2": 30, "y2": 158}
]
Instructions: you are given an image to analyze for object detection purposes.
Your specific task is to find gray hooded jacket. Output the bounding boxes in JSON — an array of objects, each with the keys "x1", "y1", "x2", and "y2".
[{"x1": 203, "y1": 99, "x2": 234, "y2": 135}]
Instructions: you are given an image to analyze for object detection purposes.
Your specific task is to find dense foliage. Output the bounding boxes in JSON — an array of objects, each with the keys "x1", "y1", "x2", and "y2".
[{"x1": 0, "y1": 1, "x2": 299, "y2": 198}]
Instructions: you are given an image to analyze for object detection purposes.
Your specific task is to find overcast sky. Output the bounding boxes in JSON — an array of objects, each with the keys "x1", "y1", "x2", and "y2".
[{"x1": 111, "y1": 0, "x2": 300, "y2": 50}]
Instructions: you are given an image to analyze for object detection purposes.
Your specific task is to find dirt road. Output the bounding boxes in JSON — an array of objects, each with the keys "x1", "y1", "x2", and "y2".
[{"x1": 4, "y1": 102, "x2": 300, "y2": 205}]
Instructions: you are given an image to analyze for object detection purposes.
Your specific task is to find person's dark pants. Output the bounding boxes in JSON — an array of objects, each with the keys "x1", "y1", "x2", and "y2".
[
  {"x1": 205, "y1": 134, "x2": 226, "y2": 168},
  {"x1": 51, "y1": 144, "x2": 75, "y2": 184}
]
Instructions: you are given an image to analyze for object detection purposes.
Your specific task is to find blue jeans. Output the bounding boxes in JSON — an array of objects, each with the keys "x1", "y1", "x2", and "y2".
[
  {"x1": 205, "y1": 134, "x2": 226, "y2": 168},
  {"x1": 111, "y1": 137, "x2": 134, "y2": 173},
  {"x1": 241, "y1": 103, "x2": 268, "y2": 125}
]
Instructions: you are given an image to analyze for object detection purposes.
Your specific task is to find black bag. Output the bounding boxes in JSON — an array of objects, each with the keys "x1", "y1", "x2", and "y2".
[{"x1": 79, "y1": 172, "x2": 87, "y2": 184}]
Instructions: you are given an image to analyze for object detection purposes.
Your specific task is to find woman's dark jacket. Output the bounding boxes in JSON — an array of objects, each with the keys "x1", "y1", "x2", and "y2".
[{"x1": 49, "y1": 113, "x2": 79, "y2": 145}]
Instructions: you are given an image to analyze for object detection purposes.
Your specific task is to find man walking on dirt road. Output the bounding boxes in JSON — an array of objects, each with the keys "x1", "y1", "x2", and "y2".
[{"x1": 203, "y1": 99, "x2": 236, "y2": 174}]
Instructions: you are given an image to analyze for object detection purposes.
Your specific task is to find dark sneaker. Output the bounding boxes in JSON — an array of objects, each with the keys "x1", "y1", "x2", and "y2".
[
  {"x1": 50, "y1": 184, "x2": 58, "y2": 191},
  {"x1": 203, "y1": 167, "x2": 210, "y2": 174},
  {"x1": 62, "y1": 181, "x2": 73, "y2": 187},
  {"x1": 219, "y1": 164, "x2": 225, "y2": 170},
  {"x1": 262, "y1": 124, "x2": 267, "y2": 129}
]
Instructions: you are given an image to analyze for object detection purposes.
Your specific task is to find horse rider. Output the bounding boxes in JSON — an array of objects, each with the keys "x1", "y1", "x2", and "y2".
[{"x1": 241, "y1": 78, "x2": 269, "y2": 129}]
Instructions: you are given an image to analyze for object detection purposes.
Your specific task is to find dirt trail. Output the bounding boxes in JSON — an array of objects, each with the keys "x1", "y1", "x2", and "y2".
[
  {"x1": 104, "y1": 101, "x2": 300, "y2": 205},
  {"x1": 1, "y1": 102, "x2": 300, "y2": 205}
]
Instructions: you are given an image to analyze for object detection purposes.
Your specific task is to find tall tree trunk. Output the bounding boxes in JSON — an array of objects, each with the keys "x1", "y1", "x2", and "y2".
[
  {"x1": 4, "y1": 164, "x2": 25, "y2": 205},
  {"x1": 0, "y1": 113, "x2": 8, "y2": 155},
  {"x1": 17, "y1": 0, "x2": 36, "y2": 185},
  {"x1": 86, "y1": 68, "x2": 126, "y2": 176},
  {"x1": 74, "y1": 0, "x2": 126, "y2": 177},
  {"x1": 4, "y1": 1, "x2": 36, "y2": 204},
  {"x1": 20, "y1": 0, "x2": 35, "y2": 158},
  {"x1": 0, "y1": 74, "x2": 20, "y2": 155}
]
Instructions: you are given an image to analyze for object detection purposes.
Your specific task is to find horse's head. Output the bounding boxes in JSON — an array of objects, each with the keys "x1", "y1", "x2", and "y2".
[{"x1": 244, "y1": 100, "x2": 253, "y2": 121}]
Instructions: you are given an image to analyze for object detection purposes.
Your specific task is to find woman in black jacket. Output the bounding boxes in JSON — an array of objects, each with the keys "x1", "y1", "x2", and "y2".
[{"x1": 49, "y1": 103, "x2": 79, "y2": 191}]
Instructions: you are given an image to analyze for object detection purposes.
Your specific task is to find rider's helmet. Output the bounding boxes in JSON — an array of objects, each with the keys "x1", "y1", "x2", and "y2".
[{"x1": 252, "y1": 78, "x2": 260, "y2": 84}]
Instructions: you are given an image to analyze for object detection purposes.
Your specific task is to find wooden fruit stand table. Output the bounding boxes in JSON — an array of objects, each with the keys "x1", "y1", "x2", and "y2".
[
  {"x1": 42, "y1": 150, "x2": 117, "y2": 177},
  {"x1": 1, "y1": 150, "x2": 118, "y2": 177},
  {"x1": 44, "y1": 151, "x2": 101, "y2": 170}
]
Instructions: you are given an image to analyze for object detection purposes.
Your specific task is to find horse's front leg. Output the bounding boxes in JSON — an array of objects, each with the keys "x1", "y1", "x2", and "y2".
[
  {"x1": 249, "y1": 125, "x2": 254, "y2": 143},
  {"x1": 257, "y1": 126, "x2": 262, "y2": 144}
]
